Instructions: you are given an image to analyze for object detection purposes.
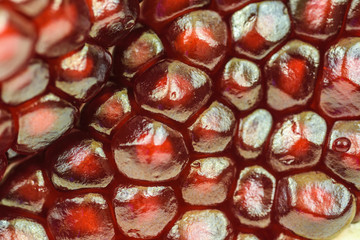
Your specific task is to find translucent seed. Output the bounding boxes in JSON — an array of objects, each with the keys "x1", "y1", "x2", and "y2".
[{"x1": 333, "y1": 137, "x2": 351, "y2": 153}]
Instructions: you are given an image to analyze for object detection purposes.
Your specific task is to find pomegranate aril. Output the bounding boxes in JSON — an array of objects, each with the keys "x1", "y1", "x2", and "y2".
[
  {"x1": 140, "y1": 0, "x2": 210, "y2": 32},
  {"x1": 45, "y1": 131, "x2": 114, "y2": 190},
  {"x1": 111, "y1": 116, "x2": 189, "y2": 182},
  {"x1": 276, "y1": 171, "x2": 356, "y2": 239},
  {"x1": 347, "y1": 0, "x2": 360, "y2": 34},
  {"x1": 7, "y1": 0, "x2": 49, "y2": 17},
  {"x1": 266, "y1": 40, "x2": 320, "y2": 111},
  {"x1": 85, "y1": 0, "x2": 139, "y2": 47},
  {"x1": 1, "y1": 59, "x2": 49, "y2": 106},
  {"x1": 14, "y1": 93, "x2": 77, "y2": 154},
  {"x1": 220, "y1": 58, "x2": 262, "y2": 111},
  {"x1": 166, "y1": 209, "x2": 233, "y2": 240},
  {"x1": 47, "y1": 193, "x2": 115, "y2": 240},
  {"x1": 230, "y1": 1, "x2": 291, "y2": 60},
  {"x1": 289, "y1": 0, "x2": 349, "y2": 40},
  {"x1": 319, "y1": 38, "x2": 360, "y2": 119},
  {"x1": 236, "y1": 109, "x2": 273, "y2": 160},
  {"x1": 134, "y1": 60, "x2": 212, "y2": 122},
  {"x1": 82, "y1": 86, "x2": 132, "y2": 136},
  {"x1": 324, "y1": 120, "x2": 360, "y2": 189},
  {"x1": 51, "y1": 43, "x2": 111, "y2": 103},
  {"x1": 189, "y1": 101, "x2": 235, "y2": 153},
  {"x1": 0, "y1": 217, "x2": 49, "y2": 240},
  {"x1": 113, "y1": 185, "x2": 177, "y2": 238},
  {"x1": 0, "y1": 108, "x2": 16, "y2": 154},
  {"x1": 34, "y1": 0, "x2": 91, "y2": 57},
  {"x1": 113, "y1": 25, "x2": 165, "y2": 81},
  {"x1": 0, "y1": 160, "x2": 50, "y2": 213},
  {"x1": 0, "y1": 6, "x2": 36, "y2": 82},
  {"x1": 233, "y1": 166, "x2": 276, "y2": 228},
  {"x1": 268, "y1": 111, "x2": 327, "y2": 172},
  {"x1": 237, "y1": 233, "x2": 260, "y2": 240},
  {"x1": 181, "y1": 157, "x2": 235, "y2": 206},
  {"x1": 166, "y1": 10, "x2": 228, "y2": 71}
]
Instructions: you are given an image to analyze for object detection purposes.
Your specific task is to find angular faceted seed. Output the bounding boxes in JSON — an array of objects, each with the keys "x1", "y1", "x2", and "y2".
[
  {"x1": 0, "y1": 161, "x2": 50, "y2": 213},
  {"x1": 111, "y1": 116, "x2": 189, "y2": 182},
  {"x1": 237, "y1": 233, "x2": 260, "y2": 240},
  {"x1": 181, "y1": 157, "x2": 236, "y2": 206},
  {"x1": 45, "y1": 131, "x2": 114, "y2": 190},
  {"x1": 47, "y1": 193, "x2": 115, "y2": 240},
  {"x1": 166, "y1": 10, "x2": 228, "y2": 71},
  {"x1": 166, "y1": 209, "x2": 232, "y2": 240},
  {"x1": 230, "y1": 1, "x2": 291, "y2": 60},
  {"x1": 0, "y1": 6, "x2": 36, "y2": 81},
  {"x1": 34, "y1": 0, "x2": 91, "y2": 57},
  {"x1": 113, "y1": 185, "x2": 178, "y2": 238},
  {"x1": 0, "y1": 108, "x2": 16, "y2": 154},
  {"x1": 289, "y1": 0, "x2": 350, "y2": 40},
  {"x1": 86, "y1": 0, "x2": 139, "y2": 47},
  {"x1": 236, "y1": 109, "x2": 273, "y2": 160},
  {"x1": 276, "y1": 171, "x2": 356, "y2": 239},
  {"x1": 189, "y1": 101, "x2": 236, "y2": 153},
  {"x1": 324, "y1": 120, "x2": 360, "y2": 190},
  {"x1": 1, "y1": 59, "x2": 49, "y2": 106},
  {"x1": 134, "y1": 60, "x2": 212, "y2": 122},
  {"x1": 319, "y1": 38, "x2": 360, "y2": 118},
  {"x1": 82, "y1": 86, "x2": 132, "y2": 136},
  {"x1": 220, "y1": 58, "x2": 262, "y2": 111},
  {"x1": 0, "y1": 218, "x2": 48, "y2": 240},
  {"x1": 14, "y1": 94, "x2": 77, "y2": 154},
  {"x1": 7, "y1": 0, "x2": 49, "y2": 17},
  {"x1": 233, "y1": 166, "x2": 276, "y2": 228},
  {"x1": 113, "y1": 25, "x2": 165, "y2": 80},
  {"x1": 52, "y1": 44, "x2": 111, "y2": 103},
  {"x1": 268, "y1": 111, "x2": 327, "y2": 172},
  {"x1": 140, "y1": 0, "x2": 210, "y2": 32},
  {"x1": 347, "y1": 0, "x2": 360, "y2": 34},
  {"x1": 266, "y1": 40, "x2": 320, "y2": 111}
]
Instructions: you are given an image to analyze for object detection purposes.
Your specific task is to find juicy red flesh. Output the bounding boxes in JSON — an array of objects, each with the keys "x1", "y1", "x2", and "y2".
[
  {"x1": 45, "y1": 131, "x2": 114, "y2": 191},
  {"x1": 0, "y1": 6, "x2": 36, "y2": 82},
  {"x1": 85, "y1": 0, "x2": 139, "y2": 47},
  {"x1": 230, "y1": 1, "x2": 291, "y2": 59},
  {"x1": 47, "y1": 193, "x2": 115, "y2": 240},
  {"x1": 140, "y1": 0, "x2": 210, "y2": 32},
  {"x1": 51, "y1": 43, "x2": 112, "y2": 103},
  {"x1": 166, "y1": 10, "x2": 228, "y2": 71},
  {"x1": 289, "y1": 0, "x2": 350, "y2": 40},
  {"x1": 1, "y1": 59, "x2": 49, "y2": 106},
  {"x1": 113, "y1": 25, "x2": 165, "y2": 81},
  {"x1": 111, "y1": 116, "x2": 189, "y2": 182},
  {"x1": 82, "y1": 85, "x2": 132, "y2": 136},
  {"x1": 6, "y1": 0, "x2": 49, "y2": 17},
  {"x1": 113, "y1": 185, "x2": 178, "y2": 238},
  {"x1": 34, "y1": 0, "x2": 91, "y2": 57},
  {"x1": 1, "y1": 0, "x2": 360, "y2": 240},
  {"x1": 14, "y1": 94, "x2": 78, "y2": 154},
  {"x1": 181, "y1": 157, "x2": 235, "y2": 206}
]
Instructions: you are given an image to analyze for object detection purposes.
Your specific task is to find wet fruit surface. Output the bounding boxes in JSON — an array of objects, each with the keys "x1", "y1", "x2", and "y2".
[
  {"x1": 1, "y1": 0, "x2": 360, "y2": 239},
  {"x1": 276, "y1": 172, "x2": 356, "y2": 239}
]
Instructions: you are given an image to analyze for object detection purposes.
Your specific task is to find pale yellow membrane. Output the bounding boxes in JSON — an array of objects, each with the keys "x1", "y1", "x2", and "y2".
[{"x1": 333, "y1": 221, "x2": 360, "y2": 240}]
